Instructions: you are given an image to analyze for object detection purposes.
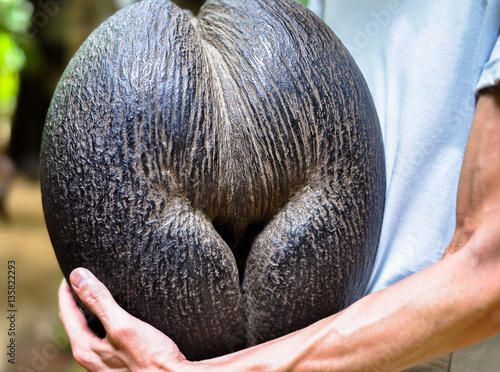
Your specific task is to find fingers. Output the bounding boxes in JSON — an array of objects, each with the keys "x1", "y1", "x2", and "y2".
[
  {"x1": 58, "y1": 279, "x2": 103, "y2": 370},
  {"x1": 69, "y1": 268, "x2": 130, "y2": 337},
  {"x1": 59, "y1": 279, "x2": 100, "y2": 344},
  {"x1": 59, "y1": 279, "x2": 87, "y2": 331},
  {"x1": 61, "y1": 269, "x2": 190, "y2": 371}
]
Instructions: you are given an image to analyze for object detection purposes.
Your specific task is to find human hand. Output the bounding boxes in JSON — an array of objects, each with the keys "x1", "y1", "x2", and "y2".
[{"x1": 58, "y1": 268, "x2": 193, "y2": 372}]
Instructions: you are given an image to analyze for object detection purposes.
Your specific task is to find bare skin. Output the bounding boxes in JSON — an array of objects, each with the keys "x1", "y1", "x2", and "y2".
[{"x1": 59, "y1": 87, "x2": 500, "y2": 371}]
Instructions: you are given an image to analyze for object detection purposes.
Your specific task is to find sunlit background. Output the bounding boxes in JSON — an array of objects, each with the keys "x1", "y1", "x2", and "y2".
[{"x1": 0, "y1": 0, "x2": 322, "y2": 371}]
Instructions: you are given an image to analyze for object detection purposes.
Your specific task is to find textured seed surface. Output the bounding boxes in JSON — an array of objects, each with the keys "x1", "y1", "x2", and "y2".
[{"x1": 41, "y1": 0, "x2": 385, "y2": 361}]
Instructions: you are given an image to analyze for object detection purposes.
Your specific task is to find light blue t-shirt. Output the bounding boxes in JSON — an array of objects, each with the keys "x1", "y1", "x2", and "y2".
[{"x1": 320, "y1": 0, "x2": 500, "y2": 294}]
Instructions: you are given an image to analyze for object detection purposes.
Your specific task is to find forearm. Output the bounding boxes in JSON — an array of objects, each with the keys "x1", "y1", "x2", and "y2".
[
  {"x1": 300, "y1": 249, "x2": 500, "y2": 371},
  {"x1": 200, "y1": 248, "x2": 499, "y2": 372}
]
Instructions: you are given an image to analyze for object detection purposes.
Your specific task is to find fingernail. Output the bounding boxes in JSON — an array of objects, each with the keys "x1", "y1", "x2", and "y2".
[{"x1": 70, "y1": 268, "x2": 93, "y2": 289}]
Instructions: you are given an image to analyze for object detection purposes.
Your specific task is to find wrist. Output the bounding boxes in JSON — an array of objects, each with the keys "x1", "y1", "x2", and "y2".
[{"x1": 194, "y1": 325, "x2": 333, "y2": 372}]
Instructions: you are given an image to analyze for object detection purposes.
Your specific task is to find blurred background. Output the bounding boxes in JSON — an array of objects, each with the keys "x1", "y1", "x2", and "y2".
[{"x1": 0, "y1": 0, "x2": 319, "y2": 371}]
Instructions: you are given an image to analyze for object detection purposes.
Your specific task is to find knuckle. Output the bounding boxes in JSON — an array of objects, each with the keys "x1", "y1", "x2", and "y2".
[
  {"x1": 84, "y1": 284, "x2": 114, "y2": 310},
  {"x1": 108, "y1": 322, "x2": 136, "y2": 341},
  {"x1": 86, "y1": 284, "x2": 109, "y2": 303},
  {"x1": 72, "y1": 345, "x2": 92, "y2": 369}
]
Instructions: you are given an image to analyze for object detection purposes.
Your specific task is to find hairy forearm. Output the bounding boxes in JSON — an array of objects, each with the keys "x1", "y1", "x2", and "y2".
[
  {"x1": 196, "y1": 89, "x2": 500, "y2": 372},
  {"x1": 299, "y1": 249, "x2": 500, "y2": 371},
  {"x1": 200, "y1": 248, "x2": 498, "y2": 372}
]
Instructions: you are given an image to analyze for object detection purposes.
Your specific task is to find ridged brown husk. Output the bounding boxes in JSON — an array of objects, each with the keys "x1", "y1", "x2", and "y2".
[{"x1": 41, "y1": 0, "x2": 385, "y2": 361}]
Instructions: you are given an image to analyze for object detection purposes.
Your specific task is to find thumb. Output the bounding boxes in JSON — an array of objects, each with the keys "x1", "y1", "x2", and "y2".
[{"x1": 70, "y1": 268, "x2": 127, "y2": 334}]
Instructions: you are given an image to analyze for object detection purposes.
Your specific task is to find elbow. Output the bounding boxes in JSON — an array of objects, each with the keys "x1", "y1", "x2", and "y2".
[{"x1": 461, "y1": 225, "x2": 500, "y2": 333}]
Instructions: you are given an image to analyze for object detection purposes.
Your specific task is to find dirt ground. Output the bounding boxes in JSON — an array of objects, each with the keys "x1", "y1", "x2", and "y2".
[{"x1": 0, "y1": 176, "x2": 84, "y2": 372}]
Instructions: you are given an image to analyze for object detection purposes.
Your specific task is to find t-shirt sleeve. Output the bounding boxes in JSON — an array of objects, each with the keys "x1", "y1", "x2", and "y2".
[{"x1": 477, "y1": 35, "x2": 500, "y2": 92}]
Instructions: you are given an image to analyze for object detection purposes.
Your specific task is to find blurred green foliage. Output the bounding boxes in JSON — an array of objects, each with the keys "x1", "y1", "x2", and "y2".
[
  {"x1": 0, "y1": 0, "x2": 31, "y2": 150},
  {"x1": 0, "y1": 0, "x2": 32, "y2": 33},
  {"x1": 0, "y1": 32, "x2": 22, "y2": 112}
]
